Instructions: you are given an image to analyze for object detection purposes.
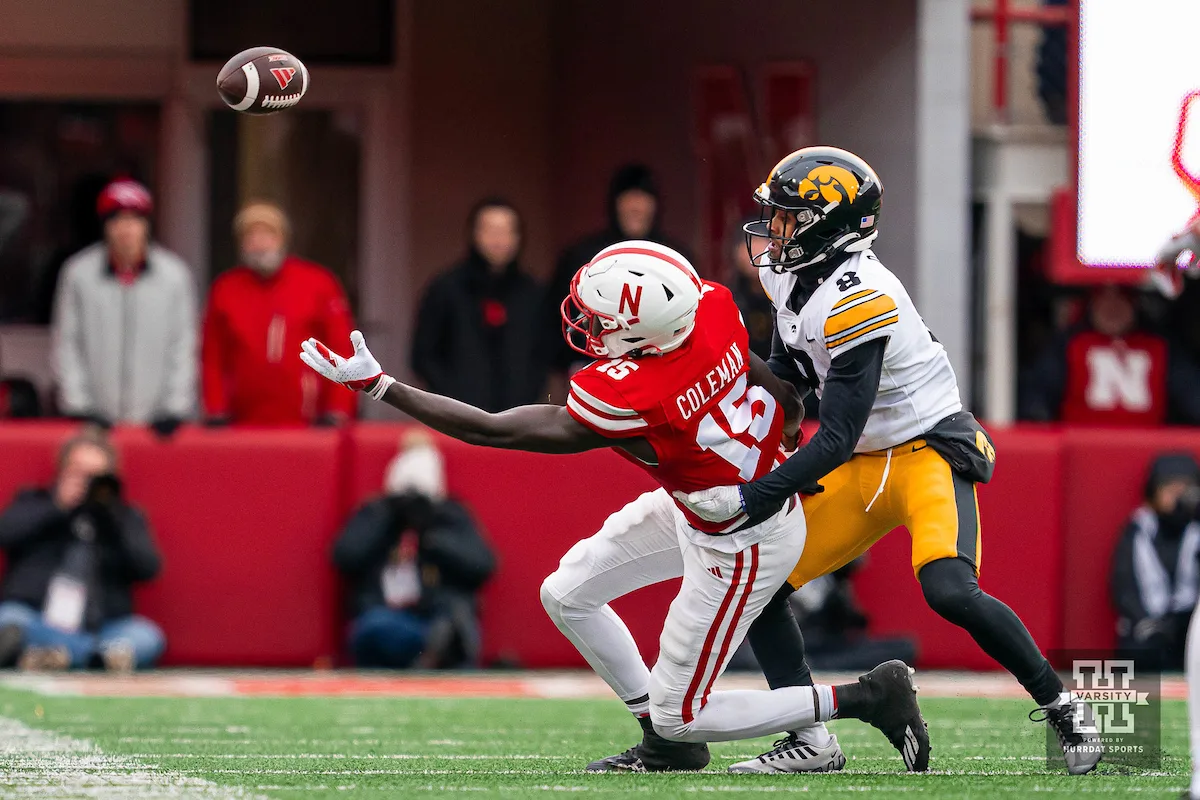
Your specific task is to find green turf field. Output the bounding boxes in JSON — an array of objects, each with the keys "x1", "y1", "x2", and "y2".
[{"x1": 0, "y1": 685, "x2": 1191, "y2": 798}]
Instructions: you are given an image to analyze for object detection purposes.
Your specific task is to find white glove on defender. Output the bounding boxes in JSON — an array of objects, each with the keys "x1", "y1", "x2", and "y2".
[
  {"x1": 300, "y1": 330, "x2": 395, "y2": 400},
  {"x1": 672, "y1": 485, "x2": 745, "y2": 523}
]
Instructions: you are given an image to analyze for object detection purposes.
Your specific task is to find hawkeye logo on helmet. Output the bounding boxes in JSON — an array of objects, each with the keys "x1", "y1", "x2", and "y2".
[{"x1": 798, "y1": 165, "x2": 859, "y2": 205}]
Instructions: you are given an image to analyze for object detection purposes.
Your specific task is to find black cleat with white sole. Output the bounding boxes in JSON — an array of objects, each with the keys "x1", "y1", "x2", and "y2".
[
  {"x1": 839, "y1": 659, "x2": 930, "y2": 772},
  {"x1": 586, "y1": 727, "x2": 710, "y2": 773}
]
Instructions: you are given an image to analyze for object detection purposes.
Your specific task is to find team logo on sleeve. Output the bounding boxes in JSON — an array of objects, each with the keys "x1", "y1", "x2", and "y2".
[{"x1": 798, "y1": 165, "x2": 860, "y2": 205}]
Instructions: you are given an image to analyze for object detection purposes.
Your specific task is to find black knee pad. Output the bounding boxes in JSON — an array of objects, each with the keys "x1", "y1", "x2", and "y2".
[{"x1": 918, "y1": 557, "x2": 981, "y2": 621}]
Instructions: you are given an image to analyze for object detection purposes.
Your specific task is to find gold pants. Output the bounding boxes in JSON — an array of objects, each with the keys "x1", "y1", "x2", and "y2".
[{"x1": 787, "y1": 440, "x2": 981, "y2": 590}]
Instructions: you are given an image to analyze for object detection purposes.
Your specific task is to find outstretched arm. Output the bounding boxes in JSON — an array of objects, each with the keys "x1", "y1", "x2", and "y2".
[
  {"x1": 375, "y1": 381, "x2": 609, "y2": 453},
  {"x1": 300, "y1": 331, "x2": 611, "y2": 454}
]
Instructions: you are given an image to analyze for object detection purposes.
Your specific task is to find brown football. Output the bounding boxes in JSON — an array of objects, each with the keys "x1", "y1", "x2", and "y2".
[{"x1": 216, "y1": 46, "x2": 309, "y2": 115}]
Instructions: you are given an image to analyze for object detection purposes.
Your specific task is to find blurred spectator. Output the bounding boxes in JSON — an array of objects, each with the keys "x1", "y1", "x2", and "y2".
[
  {"x1": 546, "y1": 164, "x2": 692, "y2": 377},
  {"x1": 332, "y1": 432, "x2": 496, "y2": 669},
  {"x1": 50, "y1": 178, "x2": 196, "y2": 434},
  {"x1": 0, "y1": 427, "x2": 164, "y2": 672},
  {"x1": 0, "y1": 378, "x2": 41, "y2": 419},
  {"x1": 412, "y1": 198, "x2": 546, "y2": 412},
  {"x1": 201, "y1": 201, "x2": 356, "y2": 426},
  {"x1": 1111, "y1": 453, "x2": 1200, "y2": 671},
  {"x1": 33, "y1": 175, "x2": 109, "y2": 325},
  {"x1": 0, "y1": 333, "x2": 42, "y2": 419},
  {"x1": 727, "y1": 219, "x2": 774, "y2": 360},
  {"x1": 1018, "y1": 284, "x2": 1200, "y2": 425},
  {"x1": 0, "y1": 188, "x2": 28, "y2": 258}
]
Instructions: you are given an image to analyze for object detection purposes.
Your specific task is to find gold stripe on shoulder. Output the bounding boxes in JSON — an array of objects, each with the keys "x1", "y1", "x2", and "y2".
[
  {"x1": 824, "y1": 294, "x2": 898, "y2": 340},
  {"x1": 826, "y1": 313, "x2": 899, "y2": 349},
  {"x1": 831, "y1": 289, "x2": 875, "y2": 311}
]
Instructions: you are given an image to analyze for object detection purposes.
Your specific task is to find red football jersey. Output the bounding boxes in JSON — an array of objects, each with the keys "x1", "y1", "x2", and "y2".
[{"x1": 565, "y1": 281, "x2": 785, "y2": 534}]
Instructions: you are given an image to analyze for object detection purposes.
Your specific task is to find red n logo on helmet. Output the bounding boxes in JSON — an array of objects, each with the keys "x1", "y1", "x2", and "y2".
[{"x1": 619, "y1": 284, "x2": 643, "y2": 318}]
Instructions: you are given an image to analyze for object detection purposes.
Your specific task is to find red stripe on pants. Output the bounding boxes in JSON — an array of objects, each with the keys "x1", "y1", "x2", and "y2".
[
  {"x1": 682, "y1": 550, "x2": 745, "y2": 724},
  {"x1": 698, "y1": 543, "x2": 759, "y2": 715}
]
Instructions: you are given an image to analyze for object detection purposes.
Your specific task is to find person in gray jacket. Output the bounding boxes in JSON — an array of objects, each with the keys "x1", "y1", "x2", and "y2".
[{"x1": 51, "y1": 179, "x2": 196, "y2": 434}]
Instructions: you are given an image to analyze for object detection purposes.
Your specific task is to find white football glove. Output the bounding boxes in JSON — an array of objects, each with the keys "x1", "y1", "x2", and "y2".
[
  {"x1": 671, "y1": 485, "x2": 745, "y2": 523},
  {"x1": 299, "y1": 330, "x2": 396, "y2": 400}
]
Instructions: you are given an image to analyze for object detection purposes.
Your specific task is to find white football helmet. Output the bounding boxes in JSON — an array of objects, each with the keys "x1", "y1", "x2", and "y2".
[{"x1": 561, "y1": 240, "x2": 703, "y2": 359}]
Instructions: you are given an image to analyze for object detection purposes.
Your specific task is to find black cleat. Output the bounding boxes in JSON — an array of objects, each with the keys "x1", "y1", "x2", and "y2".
[
  {"x1": 1030, "y1": 694, "x2": 1102, "y2": 775},
  {"x1": 850, "y1": 660, "x2": 930, "y2": 772},
  {"x1": 586, "y1": 729, "x2": 710, "y2": 773}
]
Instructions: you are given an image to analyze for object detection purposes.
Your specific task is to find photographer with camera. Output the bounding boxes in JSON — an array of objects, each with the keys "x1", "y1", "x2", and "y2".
[
  {"x1": 1111, "y1": 453, "x2": 1200, "y2": 671},
  {"x1": 0, "y1": 427, "x2": 164, "y2": 671},
  {"x1": 332, "y1": 431, "x2": 496, "y2": 669}
]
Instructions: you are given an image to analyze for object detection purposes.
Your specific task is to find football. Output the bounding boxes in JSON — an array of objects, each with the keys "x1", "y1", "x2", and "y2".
[{"x1": 216, "y1": 46, "x2": 309, "y2": 115}]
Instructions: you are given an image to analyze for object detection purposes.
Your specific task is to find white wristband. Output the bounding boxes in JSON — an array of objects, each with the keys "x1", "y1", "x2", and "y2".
[{"x1": 367, "y1": 374, "x2": 396, "y2": 400}]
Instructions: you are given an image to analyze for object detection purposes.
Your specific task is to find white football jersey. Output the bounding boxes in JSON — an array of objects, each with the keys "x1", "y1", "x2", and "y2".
[{"x1": 759, "y1": 249, "x2": 962, "y2": 453}]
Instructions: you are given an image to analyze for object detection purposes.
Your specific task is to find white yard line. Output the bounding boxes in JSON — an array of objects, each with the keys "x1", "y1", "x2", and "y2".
[
  {"x1": 0, "y1": 716, "x2": 267, "y2": 799},
  {"x1": 0, "y1": 669, "x2": 1187, "y2": 701}
]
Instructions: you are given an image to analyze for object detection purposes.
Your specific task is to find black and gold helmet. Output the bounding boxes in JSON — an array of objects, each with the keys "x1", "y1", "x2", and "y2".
[{"x1": 745, "y1": 146, "x2": 883, "y2": 273}]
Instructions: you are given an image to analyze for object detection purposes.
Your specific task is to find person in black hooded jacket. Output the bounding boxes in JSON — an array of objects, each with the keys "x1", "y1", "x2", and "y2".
[
  {"x1": 411, "y1": 198, "x2": 547, "y2": 412},
  {"x1": 1111, "y1": 453, "x2": 1200, "y2": 671},
  {"x1": 546, "y1": 164, "x2": 693, "y2": 378}
]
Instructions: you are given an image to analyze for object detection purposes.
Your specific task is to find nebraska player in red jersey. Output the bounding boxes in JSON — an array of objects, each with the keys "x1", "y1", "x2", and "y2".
[{"x1": 300, "y1": 240, "x2": 928, "y2": 772}]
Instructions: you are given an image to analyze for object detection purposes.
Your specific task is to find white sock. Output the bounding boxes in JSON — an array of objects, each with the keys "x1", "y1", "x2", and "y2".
[
  {"x1": 680, "y1": 686, "x2": 821, "y2": 742},
  {"x1": 792, "y1": 722, "x2": 833, "y2": 748},
  {"x1": 1188, "y1": 603, "x2": 1200, "y2": 797},
  {"x1": 546, "y1": 600, "x2": 651, "y2": 702},
  {"x1": 625, "y1": 694, "x2": 650, "y2": 717}
]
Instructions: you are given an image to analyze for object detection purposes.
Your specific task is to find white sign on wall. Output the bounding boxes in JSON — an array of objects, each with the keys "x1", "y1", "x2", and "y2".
[{"x1": 1077, "y1": 0, "x2": 1200, "y2": 268}]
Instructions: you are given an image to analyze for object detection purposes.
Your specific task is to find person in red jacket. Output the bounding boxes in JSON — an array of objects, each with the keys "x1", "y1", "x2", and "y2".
[
  {"x1": 1017, "y1": 284, "x2": 1200, "y2": 425},
  {"x1": 201, "y1": 201, "x2": 356, "y2": 426}
]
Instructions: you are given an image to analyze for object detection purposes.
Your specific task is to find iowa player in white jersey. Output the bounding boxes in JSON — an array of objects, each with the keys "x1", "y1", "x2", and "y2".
[{"x1": 675, "y1": 147, "x2": 1102, "y2": 775}]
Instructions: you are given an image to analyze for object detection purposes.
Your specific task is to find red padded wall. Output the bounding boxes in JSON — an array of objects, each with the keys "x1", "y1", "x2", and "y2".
[
  {"x1": 1059, "y1": 427, "x2": 1200, "y2": 654},
  {"x1": 116, "y1": 427, "x2": 345, "y2": 666},
  {"x1": 0, "y1": 421, "x2": 1177, "y2": 669}
]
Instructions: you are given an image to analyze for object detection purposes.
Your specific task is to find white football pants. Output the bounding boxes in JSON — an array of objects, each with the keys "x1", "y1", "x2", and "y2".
[{"x1": 540, "y1": 488, "x2": 831, "y2": 742}]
